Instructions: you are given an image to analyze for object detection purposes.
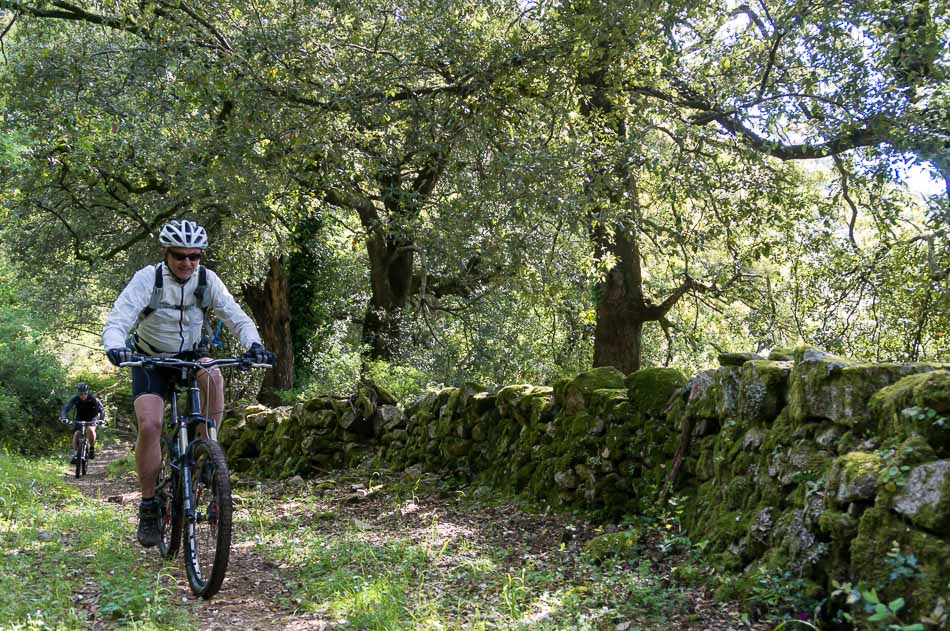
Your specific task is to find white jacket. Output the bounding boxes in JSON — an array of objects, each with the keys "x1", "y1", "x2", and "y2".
[{"x1": 102, "y1": 263, "x2": 263, "y2": 355}]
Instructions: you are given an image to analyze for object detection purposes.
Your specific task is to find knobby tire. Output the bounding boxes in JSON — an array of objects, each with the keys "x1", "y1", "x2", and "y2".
[
  {"x1": 183, "y1": 439, "x2": 232, "y2": 599},
  {"x1": 157, "y1": 437, "x2": 183, "y2": 560},
  {"x1": 75, "y1": 437, "x2": 84, "y2": 479}
]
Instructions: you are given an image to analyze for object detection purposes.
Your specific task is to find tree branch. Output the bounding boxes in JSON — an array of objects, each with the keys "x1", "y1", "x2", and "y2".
[
  {"x1": 0, "y1": 0, "x2": 148, "y2": 36},
  {"x1": 627, "y1": 81, "x2": 893, "y2": 160}
]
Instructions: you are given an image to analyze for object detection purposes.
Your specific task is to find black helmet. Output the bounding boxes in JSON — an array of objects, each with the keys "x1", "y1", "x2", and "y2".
[{"x1": 77, "y1": 383, "x2": 90, "y2": 394}]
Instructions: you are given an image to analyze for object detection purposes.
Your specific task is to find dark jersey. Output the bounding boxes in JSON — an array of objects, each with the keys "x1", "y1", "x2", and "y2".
[{"x1": 62, "y1": 394, "x2": 105, "y2": 422}]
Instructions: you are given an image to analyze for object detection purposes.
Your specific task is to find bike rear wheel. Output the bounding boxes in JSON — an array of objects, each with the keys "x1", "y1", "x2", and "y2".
[
  {"x1": 183, "y1": 439, "x2": 232, "y2": 599},
  {"x1": 157, "y1": 437, "x2": 183, "y2": 560}
]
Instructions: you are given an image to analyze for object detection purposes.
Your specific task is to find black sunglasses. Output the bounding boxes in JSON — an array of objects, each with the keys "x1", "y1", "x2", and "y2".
[{"x1": 168, "y1": 251, "x2": 202, "y2": 262}]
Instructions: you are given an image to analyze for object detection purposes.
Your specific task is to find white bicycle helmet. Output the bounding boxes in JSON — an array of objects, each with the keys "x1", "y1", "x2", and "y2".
[{"x1": 158, "y1": 220, "x2": 208, "y2": 249}]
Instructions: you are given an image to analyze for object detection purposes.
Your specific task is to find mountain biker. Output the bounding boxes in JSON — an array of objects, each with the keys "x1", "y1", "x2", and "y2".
[
  {"x1": 101, "y1": 219, "x2": 275, "y2": 548},
  {"x1": 61, "y1": 382, "x2": 105, "y2": 463}
]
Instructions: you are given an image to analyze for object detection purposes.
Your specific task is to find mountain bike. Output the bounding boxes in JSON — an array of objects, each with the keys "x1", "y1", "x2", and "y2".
[
  {"x1": 120, "y1": 355, "x2": 271, "y2": 599},
  {"x1": 61, "y1": 417, "x2": 106, "y2": 478}
]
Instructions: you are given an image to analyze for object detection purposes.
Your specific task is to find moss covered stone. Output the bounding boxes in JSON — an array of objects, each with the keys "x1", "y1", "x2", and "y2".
[
  {"x1": 625, "y1": 367, "x2": 686, "y2": 417},
  {"x1": 715, "y1": 366, "x2": 742, "y2": 419},
  {"x1": 768, "y1": 442, "x2": 833, "y2": 487},
  {"x1": 870, "y1": 370, "x2": 950, "y2": 451},
  {"x1": 718, "y1": 352, "x2": 765, "y2": 366},
  {"x1": 892, "y1": 460, "x2": 950, "y2": 535},
  {"x1": 496, "y1": 384, "x2": 538, "y2": 419},
  {"x1": 767, "y1": 347, "x2": 795, "y2": 361},
  {"x1": 737, "y1": 360, "x2": 791, "y2": 425},
  {"x1": 562, "y1": 368, "x2": 625, "y2": 415},
  {"x1": 826, "y1": 451, "x2": 883, "y2": 506},
  {"x1": 789, "y1": 355, "x2": 944, "y2": 427},
  {"x1": 582, "y1": 529, "x2": 640, "y2": 562},
  {"x1": 851, "y1": 504, "x2": 950, "y2": 620},
  {"x1": 684, "y1": 370, "x2": 717, "y2": 419}
]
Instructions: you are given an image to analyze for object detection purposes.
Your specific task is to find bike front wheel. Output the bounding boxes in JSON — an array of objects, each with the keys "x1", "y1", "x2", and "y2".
[
  {"x1": 157, "y1": 437, "x2": 182, "y2": 560},
  {"x1": 75, "y1": 437, "x2": 85, "y2": 479},
  {"x1": 183, "y1": 439, "x2": 232, "y2": 599}
]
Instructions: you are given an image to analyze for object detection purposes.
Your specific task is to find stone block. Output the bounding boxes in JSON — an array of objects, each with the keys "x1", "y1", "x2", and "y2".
[{"x1": 892, "y1": 460, "x2": 950, "y2": 535}]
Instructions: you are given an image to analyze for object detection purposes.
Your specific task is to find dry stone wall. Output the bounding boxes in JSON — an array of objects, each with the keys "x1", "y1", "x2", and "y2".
[{"x1": 219, "y1": 348, "x2": 950, "y2": 621}]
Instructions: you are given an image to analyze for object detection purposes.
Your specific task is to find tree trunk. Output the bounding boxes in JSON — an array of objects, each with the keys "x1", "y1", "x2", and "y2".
[
  {"x1": 242, "y1": 255, "x2": 293, "y2": 404},
  {"x1": 579, "y1": 55, "x2": 650, "y2": 374},
  {"x1": 593, "y1": 268, "x2": 644, "y2": 373},
  {"x1": 579, "y1": 34, "x2": 692, "y2": 374},
  {"x1": 361, "y1": 232, "x2": 415, "y2": 362}
]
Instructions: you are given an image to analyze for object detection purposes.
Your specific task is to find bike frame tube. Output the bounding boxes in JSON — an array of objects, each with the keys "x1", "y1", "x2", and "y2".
[{"x1": 168, "y1": 382, "x2": 195, "y2": 527}]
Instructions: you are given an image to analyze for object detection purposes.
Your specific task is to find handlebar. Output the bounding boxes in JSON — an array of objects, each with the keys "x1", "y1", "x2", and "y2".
[
  {"x1": 119, "y1": 355, "x2": 272, "y2": 370},
  {"x1": 62, "y1": 418, "x2": 107, "y2": 426}
]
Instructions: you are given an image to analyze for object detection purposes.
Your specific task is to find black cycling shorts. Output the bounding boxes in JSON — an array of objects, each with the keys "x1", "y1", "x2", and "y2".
[
  {"x1": 131, "y1": 352, "x2": 205, "y2": 401},
  {"x1": 72, "y1": 420, "x2": 97, "y2": 432}
]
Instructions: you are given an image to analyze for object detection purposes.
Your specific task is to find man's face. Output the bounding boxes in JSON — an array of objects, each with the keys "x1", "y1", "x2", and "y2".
[
  {"x1": 165, "y1": 247, "x2": 203, "y2": 280},
  {"x1": 79, "y1": 393, "x2": 88, "y2": 400}
]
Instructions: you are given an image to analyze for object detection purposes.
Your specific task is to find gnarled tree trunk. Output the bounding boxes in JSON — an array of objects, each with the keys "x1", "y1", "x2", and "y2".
[{"x1": 242, "y1": 255, "x2": 293, "y2": 404}]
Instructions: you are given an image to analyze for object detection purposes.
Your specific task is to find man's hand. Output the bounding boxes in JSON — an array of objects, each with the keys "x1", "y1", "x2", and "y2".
[
  {"x1": 106, "y1": 347, "x2": 134, "y2": 366},
  {"x1": 242, "y1": 342, "x2": 275, "y2": 366},
  {"x1": 60, "y1": 417, "x2": 70, "y2": 425}
]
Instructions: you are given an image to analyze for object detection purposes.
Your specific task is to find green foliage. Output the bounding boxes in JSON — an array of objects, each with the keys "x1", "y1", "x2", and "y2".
[
  {"x1": 1, "y1": 0, "x2": 947, "y2": 394},
  {"x1": 364, "y1": 360, "x2": 433, "y2": 406},
  {"x1": 828, "y1": 542, "x2": 929, "y2": 630},
  {"x1": 0, "y1": 257, "x2": 70, "y2": 453},
  {"x1": 902, "y1": 406, "x2": 947, "y2": 431},
  {"x1": 832, "y1": 582, "x2": 925, "y2": 631}
]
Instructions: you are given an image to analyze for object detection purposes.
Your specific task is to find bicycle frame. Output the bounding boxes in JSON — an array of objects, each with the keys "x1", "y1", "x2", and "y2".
[
  {"x1": 164, "y1": 364, "x2": 211, "y2": 536},
  {"x1": 127, "y1": 359, "x2": 247, "y2": 537}
]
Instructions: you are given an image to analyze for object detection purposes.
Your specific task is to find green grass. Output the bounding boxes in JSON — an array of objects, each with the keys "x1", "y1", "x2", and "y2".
[
  {"x1": 233, "y1": 476, "x2": 707, "y2": 631},
  {"x1": 105, "y1": 450, "x2": 137, "y2": 479},
  {"x1": 0, "y1": 451, "x2": 193, "y2": 631}
]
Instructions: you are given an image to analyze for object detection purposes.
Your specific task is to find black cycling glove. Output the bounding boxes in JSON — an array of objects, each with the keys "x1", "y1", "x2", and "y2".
[
  {"x1": 106, "y1": 347, "x2": 134, "y2": 366},
  {"x1": 242, "y1": 342, "x2": 275, "y2": 365}
]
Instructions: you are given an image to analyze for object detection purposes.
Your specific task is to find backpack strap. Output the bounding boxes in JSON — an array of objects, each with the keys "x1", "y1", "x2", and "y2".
[
  {"x1": 194, "y1": 266, "x2": 215, "y2": 339},
  {"x1": 193, "y1": 266, "x2": 211, "y2": 310},
  {"x1": 139, "y1": 263, "x2": 164, "y2": 320}
]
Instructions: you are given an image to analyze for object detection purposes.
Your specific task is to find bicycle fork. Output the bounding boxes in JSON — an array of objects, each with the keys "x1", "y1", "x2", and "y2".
[{"x1": 169, "y1": 390, "x2": 203, "y2": 579}]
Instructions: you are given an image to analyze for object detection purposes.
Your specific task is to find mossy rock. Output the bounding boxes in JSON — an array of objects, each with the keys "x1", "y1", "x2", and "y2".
[
  {"x1": 767, "y1": 347, "x2": 795, "y2": 361},
  {"x1": 789, "y1": 353, "x2": 944, "y2": 426},
  {"x1": 563, "y1": 368, "x2": 626, "y2": 415},
  {"x1": 826, "y1": 451, "x2": 883, "y2": 506},
  {"x1": 497, "y1": 384, "x2": 549, "y2": 420},
  {"x1": 818, "y1": 509, "x2": 859, "y2": 542},
  {"x1": 587, "y1": 388, "x2": 628, "y2": 417},
  {"x1": 818, "y1": 509, "x2": 859, "y2": 579},
  {"x1": 891, "y1": 460, "x2": 950, "y2": 535},
  {"x1": 217, "y1": 418, "x2": 246, "y2": 447},
  {"x1": 870, "y1": 370, "x2": 950, "y2": 452},
  {"x1": 405, "y1": 389, "x2": 439, "y2": 418},
  {"x1": 226, "y1": 431, "x2": 261, "y2": 460},
  {"x1": 851, "y1": 504, "x2": 950, "y2": 620},
  {"x1": 768, "y1": 442, "x2": 833, "y2": 487},
  {"x1": 718, "y1": 352, "x2": 765, "y2": 366},
  {"x1": 737, "y1": 360, "x2": 792, "y2": 426},
  {"x1": 625, "y1": 367, "x2": 686, "y2": 417},
  {"x1": 684, "y1": 370, "x2": 718, "y2": 419},
  {"x1": 715, "y1": 366, "x2": 742, "y2": 419},
  {"x1": 582, "y1": 529, "x2": 640, "y2": 563},
  {"x1": 723, "y1": 476, "x2": 755, "y2": 511},
  {"x1": 443, "y1": 439, "x2": 473, "y2": 459},
  {"x1": 552, "y1": 377, "x2": 572, "y2": 407},
  {"x1": 695, "y1": 436, "x2": 717, "y2": 481}
]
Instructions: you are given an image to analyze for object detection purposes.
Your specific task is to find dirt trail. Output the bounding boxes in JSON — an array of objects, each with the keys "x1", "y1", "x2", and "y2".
[{"x1": 69, "y1": 441, "x2": 327, "y2": 631}]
